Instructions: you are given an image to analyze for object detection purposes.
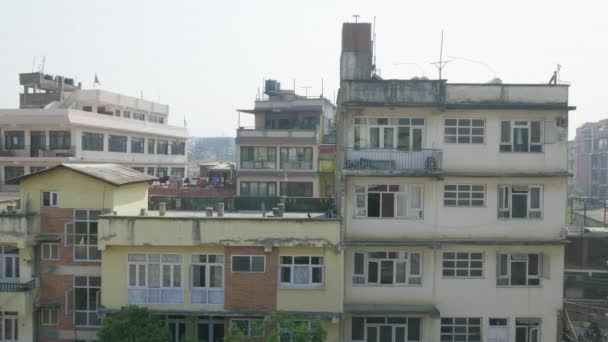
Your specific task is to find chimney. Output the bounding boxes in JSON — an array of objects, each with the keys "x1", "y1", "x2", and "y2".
[
  {"x1": 340, "y1": 23, "x2": 373, "y2": 81},
  {"x1": 217, "y1": 203, "x2": 224, "y2": 217},
  {"x1": 159, "y1": 202, "x2": 166, "y2": 217}
]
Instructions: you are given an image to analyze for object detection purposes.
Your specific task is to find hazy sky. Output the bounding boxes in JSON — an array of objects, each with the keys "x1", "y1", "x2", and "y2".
[{"x1": 0, "y1": 0, "x2": 604, "y2": 138}]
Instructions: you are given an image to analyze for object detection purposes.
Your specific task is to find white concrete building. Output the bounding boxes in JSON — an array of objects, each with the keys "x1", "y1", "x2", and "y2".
[
  {"x1": 0, "y1": 72, "x2": 189, "y2": 190},
  {"x1": 235, "y1": 81, "x2": 336, "y2": 198},
  {"x1": 337, "y1": 23, "x2": 572, "y2": 342}
]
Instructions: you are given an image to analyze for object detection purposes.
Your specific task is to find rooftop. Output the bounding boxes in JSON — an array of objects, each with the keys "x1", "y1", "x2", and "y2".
[
  {"x1": 7, "y1": 163, "x2": 156, "y2": 186},
  {"x1": 108, "y1": 210, "x2": 335, "y2": 220}
]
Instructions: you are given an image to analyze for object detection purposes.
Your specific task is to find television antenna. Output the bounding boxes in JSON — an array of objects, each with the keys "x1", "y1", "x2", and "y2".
[
  {"x1": 352, "y1": 14, "x2": 360, "y2": 23},
  {"x1": 300, "y1": 86, "x2": 312, "y2": 97},
  {"x1": 431, "y1": 30, "x2": 450, "y2": 80}
]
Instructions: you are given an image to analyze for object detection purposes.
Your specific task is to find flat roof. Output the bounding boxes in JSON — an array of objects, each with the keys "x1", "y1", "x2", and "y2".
[{"x1": 105, "y1": 210, "x2": 336, "y2": 220}]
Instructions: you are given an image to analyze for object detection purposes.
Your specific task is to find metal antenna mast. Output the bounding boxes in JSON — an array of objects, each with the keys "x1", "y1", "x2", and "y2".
[
  {"x1": 352, "y1": 14, "x2": 360, "y2": 23},
  {"x1": 301, "y1": 86, "x2": 311, "y2": 97},
  {"x1": 431, "y1": 29, "x2": 450, "y2": 80}
]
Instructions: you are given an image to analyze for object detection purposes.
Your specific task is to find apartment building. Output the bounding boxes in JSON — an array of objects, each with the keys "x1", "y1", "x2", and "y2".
[
  {"x1": 236, "y1": 80, "x2": 336, "y2": 198},
  {"x1": 336, "y1": 22, "x2": 572, "y2": 342},
  {"x1": 7, "y1": 163, "x2": 155, "y2": 341},
  {"x1": 0, "y1": 72, "x2": 189, "y2": 190},
  {"x1": 570, "y1": 119, "x2": 608, "y2": 197}
]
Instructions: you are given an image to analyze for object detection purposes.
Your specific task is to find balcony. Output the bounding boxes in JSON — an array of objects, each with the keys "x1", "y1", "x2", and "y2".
[
  {"x1": 236, "y1": 127, "x2": 318, "y2": 145},
  {"x1": 0, "y1": 279, "x2": 36, "y2": 292},
  {"x1": 342, "y1": 148, "x2": 443, "y2": 176},
  {"x1": 0, "y1": 145, "x2": 76, "y2": 158}
]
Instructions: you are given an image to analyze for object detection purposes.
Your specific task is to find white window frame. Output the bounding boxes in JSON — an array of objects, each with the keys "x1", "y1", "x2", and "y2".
[
  {"x1": 40, "y1": 308, "x2": 58, "y2": 326},
  {"x1": 190, "y1": 254, "x2": 224, "y2": 305},
  {"x1": 73, "y1": 275, "x2": 101, "y2": 327},
  {"x1": 442, "y1": 252, "x2": 484, "y2": 278},
  {"x1": 42, "y1": 191, "x2": 58, "y2": 207},
  {"x1": 515, "y1": 318, "x2": 541, "y2": 342},
  {"x1": 354, "y1": 184, "x2": 423, "y2": 219},
  {"x1": 278, "y1": 255, "x2": 324, "y2": 288},
  {"x1": 352, "y1": 251, "x2": 422, "y2": 286},
  {"x1": 497, "y1": 253, "x2": 542, "y2": 287},
  {"x1": 41, "y1": 243, "x2": 59, "y2": 261},
  {"x1": 0, "y1": 246, "x2": 20, "y2": 281},
  {"x1": 488, "y1": 318, "x2": 508, "y2": 342},
  {"x1": 127, "y1": 253, "x2": 184, "y2": 304},
  {"x1": 230, "y1": 319, "x2": 264, "y2": 337},
  {"x1": 354, "y1": 117, "x2": 425, "y2": 150},
  {"x1": 498, "y1": 185, "x2": 543, "y2": 219},
  {"x1": 73, "y1": 209, "x2": 102, "y2": 261},
  {"x1": 351, "y1": 316, "x2": 422, "y2": 342},
  {"x1": 440, "y1": 317, "x2": 482, "y2": 342},
  {"x1": 443, "y1": 184, "x2": 485, "y2": 207},
  {"x1": 0, "y1": 311, "x2": 18, "y2": 341},
  {"x1": 499, "y1": 120, "x2": 543, "y2": 153},
  {"x1": 444, "y1": 118, "x2": 485, "y2": 144},
  {"x1": 231, "y1": 255, "x2": 266, "y2": 273}
]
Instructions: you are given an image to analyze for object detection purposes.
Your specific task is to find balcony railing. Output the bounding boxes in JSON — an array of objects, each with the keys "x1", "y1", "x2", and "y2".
[
  {"x1": 567, "y1": 197, "x2": 608, "y2": 227},
  {"x1": 240, "y1": 161, "x2": 277, "y2": 169},
  {"x1": 0, "y1": 279, "x2": 36, "y2": 292},
  {"x1": 280, "y1": 161, "x2": 313, "y2": 170},
  {"x1": 0, "y1": 145, "x2": 76, "y2": 158},
  {"x1": 343, "y1": 148, "x2": 443, "y2": 172}
]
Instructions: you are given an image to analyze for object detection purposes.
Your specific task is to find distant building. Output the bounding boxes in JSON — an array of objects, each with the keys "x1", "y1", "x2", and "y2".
[
  {"x1": 571, "y1": 119, "x2": 608, "y2": 197},
  {"x1": 236, "y1": 81, "x2": 336, "y2": 198},
  {"x1": 0, "y1": 72, "x2": 189, "y2": 191}
]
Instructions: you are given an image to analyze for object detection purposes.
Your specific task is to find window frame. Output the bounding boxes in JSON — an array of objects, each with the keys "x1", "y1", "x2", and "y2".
[
  {"x1": 441, "y1": 252, "x2": 484, "y2": 278},
  {"x1": 230, "y1": 319, "x2": 264, "y2": 337},
  {"x1": 354, "y1": 184, "x2": 423, "y2": 219},
  {"x1": 0, "y1": 311, "x2": 19, "y2": 340},
  {"x1": 240, "y1": 181, "x2": 277, "y2": 197},
  {"x1": 42, "y1": 190, "x2": 59, "y2": 207},
  {"x1": 127, "y1": 253, "x2": 184, "y2": 305},
  {"x1": 440, "y1": 317, "x2": 482, "y2": 342},
  {"x1": 130, "y1": 137, "x2": 145, "y2": 154},
  {"x1": 354, "y1": 117, "x2": 425, "y2": 150},
  {"x1": 41, "y1": 243, "x2": 59, "y2": 261},
  {"x1": 515, "y1": 318, "x2": 541, "y2": 342},
  {"x1": 72, "y1": 209, "x2": 102, "y2": 262},
  {"x1": 498, "y1": 185, "x2": 543, "y2": 219},
  {"x1": 499, "y1": 120, "x2": 543, "y2": 153},
  {"x1": 0, "y1": 246, "x2": 20, "y2": 280},
  {"x1": 278, "y1": 255, "x2": 324, "y2": 288},
  {"x1": 40, "y1": 308, "x2": 58, "y2": 326},
  {"x1": 231, "y1": 255, "x2": 266, "y2": 273},
  {"x1": 73, "y1": 275, "x2": 101, "y2": 327},
  {"x1": 352, "y1": 251, "x2": 422, "y2": 286},
  {"x1": 351, "y1": 316, "x2": 422, "y2": 342},
  {"x1": 444, "y1": 118, "x2": 485, "y2": 144},
  {"x1": 49, "y1": 131, "x2": 71, "y2": 150},
  {"x1": 190, "y1": 254, "x2": 224, "y2": 305},
  {"x1": 496, "y1": 253, "x2": 542, "y2": 287},
  {"x1": 5, "y1": 131, "x2": 25, "y2": 150},
  {"x1": 443, "y1": 184, "x2": 485, "y2": 207},
  {"x1": 240, "y1": 146, "x2": 277, "y2": 169},
  {"x1": 81, "y1": 132, "x2": 104, "y2": 151},
  {"x1": 279, "y1": 147, "x2": 313, "y2": 169}
]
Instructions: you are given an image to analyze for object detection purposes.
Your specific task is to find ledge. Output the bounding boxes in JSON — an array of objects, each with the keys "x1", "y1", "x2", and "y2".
[{"x1": 344, "y1": 239, "x2": 568, "y2": 246}]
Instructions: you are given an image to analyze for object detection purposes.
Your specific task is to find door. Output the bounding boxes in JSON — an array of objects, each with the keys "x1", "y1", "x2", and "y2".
[
  {"x1": 511, "y1": 193, "x2": 528, "y2": 218},
  {"x1": 168, "y1": 320, "x2": 185, "y2": 342},
  {"x1": 30, "y1": 131, "x2": 46, "y2": 157}
]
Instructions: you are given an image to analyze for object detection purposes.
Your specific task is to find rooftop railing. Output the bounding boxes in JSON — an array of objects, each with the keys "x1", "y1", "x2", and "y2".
[
  {"x1": 343, "y1": 148, "x2": 442, "y2": 173},
  {"x1": 0, "y1": 145, "x2": 76, "y2": 158},
  {"x1": 0, "y1": 279, "x2": 36, "y2": 292}
]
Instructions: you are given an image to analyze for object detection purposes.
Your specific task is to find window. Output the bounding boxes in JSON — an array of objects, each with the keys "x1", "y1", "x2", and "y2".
[
  {"x1": 4, "y1": 166, "x2": 24, "y2": 181},
  {"x1": 170, "y1": 168, "x2": 185, "y2": 178},
  {"x1": 488, "y1": 318, "x2": 508, "y2": 342},
  {"x1": 133, "y1": 112, "x2": 145, "y2": 121},
  {"x1": 147, "y1": 139, "x2": 155, "y2": 154},
  {"x1": 31, "y1": 131, "x2": 46, "y2": 151},
  {"x1": 171, "y1": 141, "x2": 185, "y2": 155},
  {"x1": 82, "y1": 132, "x2": 104, "y2": 151},
  {"x1": 515, "y1": 318, "x2": 540, "y2": 342},
  {"x1": 127, "y1": 253, "x2": 183, "y2": 304},
  {"x1": 352, "y1": 316, "x2": 421, "y2": 342},
  {"x1": 156, "y1": 140, "x2": 169, "y2": 155},
  {"x1": 240, "y1": 181, "x2": 276, "y2": 197},
  {"x1": 354, "y1": 117, "x2": 424, "y2": 150},
  {"x1": 280, "y1": 320, "x2": 312, "y2": 342},
  {"x1": 0, "y1": 246, "x2": 19, "y2": 280},
  {"x1": 440, "y1": 317, "x2": 482, "y2": 342},
  {"x1": 240, "y1": 146, "x2": 276, "y2": 169},
  {"x1": 498, "y1": 185, "x2": 542, "y2": 219},
  {"x1": 497, "y1": 253, "x2": 542, "y2": 286},
  {"x1": 74, "y1": 276, "x2": 101, "y2": 327},
  {"x1": 50, "y1": 131, "x2": 71, "y2": 149},
  {"x1": 114, "y1": 109, "x2": 121, "y2": 117},
  {"x1": 123, "y1": 111, "x2": 131, "y2": 119},
  {"x1": 279, "y1": 256, "x2": 323, "y2": 287},
  {"x1": 231, "y1": 319, "x2": 264, "y2": 337},
  {"x1": 149, "y1": 115, "x2": 164, "y2": 124},
  {"x1": 442, "y1": 252, "x2": 483, "y2": 278},
  {"x1": 352, "y1": 251, "x2": 422, "y2": 286},
  {"x1": 147, "y1": 167, "x2": 155, "y2": 176},
  {"x1": 41, "y1": 308, "x2": 58, "y2": 326},
  {"x1": 280, "y1": 147, "x2": 313, "y2": 169},
  {"x1": 500, "y1": 120, "x2": 543, "y2": 152},
  {"x1": 232, "y1": 255, "x2": 265, "y2": 273},
  {"x1": 131, "y1": 137, "x2": 144, "y2": 153},
  {"x1": 280, "y1": 182, "x2": 313, "y2": 197},
  {"x1": 444, "y1": 185, "x2": 485, "y2": 207},
  {"x1": 42, "y1": 191, "x2": 58, "y2": 207},
  {"x1": 82, "y1": 106, "x2": 92, "y2": 112},
  {"x1": 30, "y1": 166, "x2": 46, "y2": 173},
  {"x1": 191, "y1": 254, "x2": 224, "y2": 304},
  {"x1": 444, "y1": 119, "x2": 485, "y2": 144},
  {"x1": 156, "y1": 167, "x2": 168, "y2": 178},
  {"x1": 132, "y1": 167, "x2": 145, "y2": 173},
  {"x1": 5, "y1": 131, "x2": 24, "y2": 149},
  {"x1": 41, "y1": 243, "x2": 59, "y2": 261},
  {"x1": 0, "y1": 311, "x2": 18, "y2": 340},
  {"x1": 108, "y1": 135, "x2": 127, "y2": 152},
  {"x1": 355, "y1": 184, "x2": 423, "y2": 219},
  {"x1": 73, "y1": 209, "x2": 101, "y2": 261}
]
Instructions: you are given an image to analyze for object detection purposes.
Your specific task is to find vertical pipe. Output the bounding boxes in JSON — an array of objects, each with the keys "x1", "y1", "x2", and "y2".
[
  {"x1": 581, "y1": 199, "x2": 586, "y2": 269},
  {"x1": 604, "y1": 198, "x2": 606, "y2": 227}
]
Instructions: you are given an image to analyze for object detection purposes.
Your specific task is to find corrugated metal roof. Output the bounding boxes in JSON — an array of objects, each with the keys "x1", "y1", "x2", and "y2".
[{"x1": 8, "y1": 163, "x2": 156, "y2": 186}]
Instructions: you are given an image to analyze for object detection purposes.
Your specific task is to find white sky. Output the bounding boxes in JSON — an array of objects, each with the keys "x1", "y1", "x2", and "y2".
[{"x1": 1, "y1": 0, "x2": 605, "y2": 139}]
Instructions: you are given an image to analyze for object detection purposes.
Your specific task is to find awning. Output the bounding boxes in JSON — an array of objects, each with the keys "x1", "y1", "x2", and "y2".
[{"x1": 344, "y1": 304, "x2": 439, "y2": 318}]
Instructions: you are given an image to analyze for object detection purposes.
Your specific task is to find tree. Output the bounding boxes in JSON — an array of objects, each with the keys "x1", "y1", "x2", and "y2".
[
  {"x1": 224, "y1": 311, "x2": 327, "y2": 342},
  {"x1": 97, "y1": 305, "x2": 172, "y2": 342}
]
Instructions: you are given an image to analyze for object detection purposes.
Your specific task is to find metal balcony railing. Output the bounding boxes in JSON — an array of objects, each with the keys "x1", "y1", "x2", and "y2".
[
  {"x1": 0, "y1": 279, "x2": 36, "y2": 292},
  {"x1": 567, "y1": 197, "x2": 608, "y2": 227},
  {"x1": 280, "y1": 161, "x2": 313, "y2": 170},
  {"x1": 343, "y1": 148, "x2": 443, "y2": 172},
  {"x1": 0, "y1": 145, "x2": 76, "y2": 158}
]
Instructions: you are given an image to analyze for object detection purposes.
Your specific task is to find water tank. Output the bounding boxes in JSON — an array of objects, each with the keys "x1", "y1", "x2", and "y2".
[{"x1": 264, "y1": 79, "x2": 280, "y2": 96}]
